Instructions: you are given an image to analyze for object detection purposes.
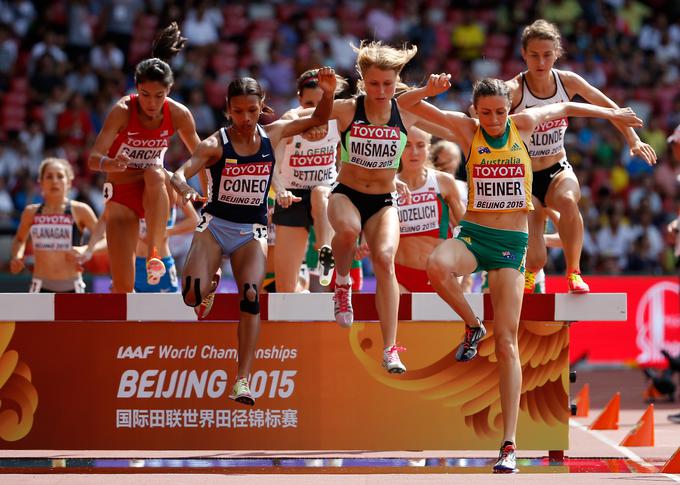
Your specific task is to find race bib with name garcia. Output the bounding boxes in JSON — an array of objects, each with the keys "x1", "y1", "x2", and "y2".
[
  {"x1": 30, "y1": 214, "x2": 74, "y2": 251},
  {"x1": 218, "y1": 159, "x2": 272, "y2": 206},
  {"x1": 397, "y1": 190, "x2": 440, "y2": 235},
  {"x1": 116, "y1": 135, "x2": 169, "y2": 169},
  {"x1": 344, "y1": 122, "x2": 406, "y2": 170}
]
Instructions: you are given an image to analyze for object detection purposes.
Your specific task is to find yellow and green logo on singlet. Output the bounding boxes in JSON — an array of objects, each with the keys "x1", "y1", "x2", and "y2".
[
  {"x1": 466, "y1": 119, "x2": 534, "y2": 213},
  {"x1": 341, "y1": 122, "x2": 407, "y2": 170}
]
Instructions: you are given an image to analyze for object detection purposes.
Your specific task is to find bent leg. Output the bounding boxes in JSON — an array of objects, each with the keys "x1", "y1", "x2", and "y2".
[
  {"x1": 488, "y1": 267, "x2": 524, "y2": 444},
  {"x1": 426, "y1": 239, "x2": 479, "y2": 327},
  {"x1": 363, "y1": 206, "x2": 400, "y2": 347},
  {"x1": 143, "y1": 167, "x2": 170, "y2": 256},
  {"x1": 273, "y1": 225, "x2": 308, "y2": 292},
  {"x1": 181, "y1": 229, "x2": 223, "y2": 307},
  {"x1": 546, "y1": 172, "x2": 583, "y2": 274},
  {"x1": 327, "y1": 193, "x2": 361, "y2": 278},
  {"x1": 230, "y1": 238, "x2": 267, "y2": 379},
  {"x1": 106, "y1": 202, "x2": 140, "y2": 293},
  {"x1": 526, "y1": 200, "x2": 548, "y2": 273},
  {"x1": 311, "y1": 185, "x2": 334, "y2": 249}
]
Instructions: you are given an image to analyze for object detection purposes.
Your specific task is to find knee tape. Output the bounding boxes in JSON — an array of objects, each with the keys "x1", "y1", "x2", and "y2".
[
  {"x1": 182, "y1": 276, "x2": 202, "y2": 307},
  {"x1": 240, "y1": 283, "x2": 260, "y2": 314}
]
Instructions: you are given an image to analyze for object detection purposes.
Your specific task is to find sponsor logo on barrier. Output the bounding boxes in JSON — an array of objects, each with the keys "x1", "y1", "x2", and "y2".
[
  {"x1": 0, "y1": 323, "x2": 38, "y2": 442},
  {"x1": 636, "y1": 281, "x2": 680, "y2": 364}
]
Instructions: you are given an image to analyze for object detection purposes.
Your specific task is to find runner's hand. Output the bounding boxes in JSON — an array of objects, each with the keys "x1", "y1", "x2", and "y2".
[
  {"x1": 9, "y1": 257, "x2": 24, "y2": 274},
  {"x1": 395, "y1": 179, "x2": 411, "y2": 204},
  {"x1": 630, "y1": 140, "x2": 657, "y2": 166},
  {"x1": 276, "y1": 190, "x2": 302, "y2": 209}
]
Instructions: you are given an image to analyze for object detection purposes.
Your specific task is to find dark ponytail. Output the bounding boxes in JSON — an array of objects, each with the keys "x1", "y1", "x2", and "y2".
[
  {"x1": 225, "y1": 77, "x2": 275, "y2": 117},
  {"x1": 134, "y1": 22, "x2": 187, "y2": 87}
]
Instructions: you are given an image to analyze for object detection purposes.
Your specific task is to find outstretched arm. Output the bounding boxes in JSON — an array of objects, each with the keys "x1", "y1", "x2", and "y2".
[
  {"x1": 563, "y1": 71, "x2": 656, "y2": 165},
  {"x1": 398, "y1": 74, "x2": 477, "y2": 150},
  {"x1": 265, "y1": 67, "x2": 337, "y2": 146},
  {"x1": 513, "y1": 102, "x2": 643, "y2": 142}
]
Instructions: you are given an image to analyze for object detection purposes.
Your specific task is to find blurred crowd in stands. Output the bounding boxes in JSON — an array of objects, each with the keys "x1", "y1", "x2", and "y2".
[{"x1": 0, "y1": 0, "x2": 679, "y2": 275}]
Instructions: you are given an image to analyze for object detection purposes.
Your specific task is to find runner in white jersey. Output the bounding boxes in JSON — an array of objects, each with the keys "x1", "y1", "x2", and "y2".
[
  {"x1": 395, "y1": 127, "x2": 464, "y2": 293},
  {"x1": 506, "y1": 19, "x2": 657, "y2": 294},
  {"x1": 271, "y1": 69, "x2": 345, "y2": 292}
]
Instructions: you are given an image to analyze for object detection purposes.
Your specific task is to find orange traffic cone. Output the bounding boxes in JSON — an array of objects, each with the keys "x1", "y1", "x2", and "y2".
[
  {"x1": 575, "y1": 383, "x2": 590, "y2": 417},
  {"x1": 619, "y1": 404, "x2": 654, "y2": 446},
  {"x1": 662, "y1": 447, "x2": 680, "y2": 473},
  {"x1": 590, "y1": 392, "x2": 620, "y2": 430}
]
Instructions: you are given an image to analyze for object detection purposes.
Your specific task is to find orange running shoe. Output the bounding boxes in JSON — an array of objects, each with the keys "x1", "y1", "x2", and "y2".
[
  {"x1": 146, "y1": 247, "x2": 166, "y2": 285},
  {"x1": 523, "y1": 270, "x2": 536, "y2": 294},
  {"x1": 567, "y1": 271, "x2": 590, "y2": 294}
]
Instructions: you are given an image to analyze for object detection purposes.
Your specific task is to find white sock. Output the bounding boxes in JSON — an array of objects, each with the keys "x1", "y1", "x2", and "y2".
[{"x1": 335, "y1": 272, "x2": 351, "y2": 285}]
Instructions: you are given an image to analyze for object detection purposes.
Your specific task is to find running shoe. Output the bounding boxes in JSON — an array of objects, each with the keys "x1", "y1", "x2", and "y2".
[
  {"x1": 229, "y1": 377, "x2": 255, "y2": 406},
  {"x1": 523, "y1": 270, "x2": 536, "y2": 294},
  {"x1": 493, "y1": 442, "x2": 518, "y2": 473},
  {"x1": 383, "y1": 344, "x2": 406, "y2": 373},
  {"x1": 317, "y1": 245, "x2": 335, "y2": 287},
  {"x1": 195, "y1": 268, "x2": 222, "y2": 319},
  {"x1": 567, "y1": 271, "x2": 590, "y2": 294},
  {"x1": 455, "y1": 318, "x2": 487, "y2": 362},
  {"x1": 146, "y1": 247, "x2": 166, "y2": 285},
  {"x1": 333, "y1": 283, "x2": 353, "y2": 328}
]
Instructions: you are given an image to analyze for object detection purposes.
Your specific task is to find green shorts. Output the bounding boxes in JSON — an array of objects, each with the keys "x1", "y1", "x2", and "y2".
[{"x1": 455, "y1": 220, "x2": 528, "y2": 274}]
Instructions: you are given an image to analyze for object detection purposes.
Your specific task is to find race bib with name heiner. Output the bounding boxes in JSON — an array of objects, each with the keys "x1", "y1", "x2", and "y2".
[
  {"x1": 119, "y1": 137, "x2": 169, "y2": 169},
  {"x1": 472, "y1": 163, "x2": 527, "y2": 211},
  {"x1": 218, "y1": 160, "x2": 272, "y2": 206},
  {"x1": 348, "y1": 123, "x2": 402, "y2": 169}
]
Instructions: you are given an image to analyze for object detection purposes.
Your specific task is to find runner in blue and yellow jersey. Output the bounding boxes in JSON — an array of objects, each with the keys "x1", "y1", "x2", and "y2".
[
  {"x1": 399, "y1": 75, "x2": 644, "y2": 473},
  {"x1": 170, "y1": 68, "x2": 336, "y2": 406}
]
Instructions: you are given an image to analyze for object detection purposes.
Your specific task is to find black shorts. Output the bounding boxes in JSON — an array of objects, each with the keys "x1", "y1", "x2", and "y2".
[
  {"x1": 331, "y1": 183, "x2": 396, "y2": 228},
  {"x1": 272, "y1": 189, "x2": 312, "y2": 228},
  {"x1": 532, "y1": 159, "x2": 573, "y2": 207}
]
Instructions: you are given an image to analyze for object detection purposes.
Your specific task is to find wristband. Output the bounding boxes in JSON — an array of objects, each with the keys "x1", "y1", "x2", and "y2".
[{"x1": 99, "y1": 155, "x2": 107, "y2": 170}]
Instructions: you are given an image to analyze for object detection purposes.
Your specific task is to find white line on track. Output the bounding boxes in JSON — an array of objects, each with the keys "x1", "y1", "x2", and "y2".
[{"x1": 570, "y1": 419, "x2": 680, "y2": 482}]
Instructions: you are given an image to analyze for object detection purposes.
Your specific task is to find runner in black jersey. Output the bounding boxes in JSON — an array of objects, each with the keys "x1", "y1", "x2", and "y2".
[
  {"x1": 295, "y1": 41, "x2": 456, "y2": 375},
  {"x1": 170, "y1": 68, "x2": 336, "y2": 406}
]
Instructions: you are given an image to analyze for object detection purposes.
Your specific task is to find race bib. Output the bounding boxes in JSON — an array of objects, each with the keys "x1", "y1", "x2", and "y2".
[
  {"x1": 252, "y1": 223, "x2": 268, "y2": 241},
  {"x1": 118, "y1": 137, "x2": 169, "y2": 169},
  {"x1": 397, "y1": 191, "x2": 440, "y2": 235},
  {"x1": 196, "y1": 213, "x2": 213, "y2": 233},
  {"x1": 346, "y1": 123, "x2": 402, "y2": 169},
  {"x1": 288, "y1": 152, "x2": 336, "y2": 188},
  {"x1": 218, "y1": 161, "x2": 271, "y2": 206},
  {"x1": 471, "y1": 164, "x2": 527, "y2": 211},
  {"x1": 30, "y1": 215, "x2": 73, "y2": 250}
]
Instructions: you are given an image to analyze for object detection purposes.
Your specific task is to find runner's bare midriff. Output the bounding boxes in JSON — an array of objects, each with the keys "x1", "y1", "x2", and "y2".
[
  {"x1": 465, "y1": 210, "x2": 528, "y2": 233},
  {"x1": 336, "y1": 163, "x2": 397, "y2": 194}
]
